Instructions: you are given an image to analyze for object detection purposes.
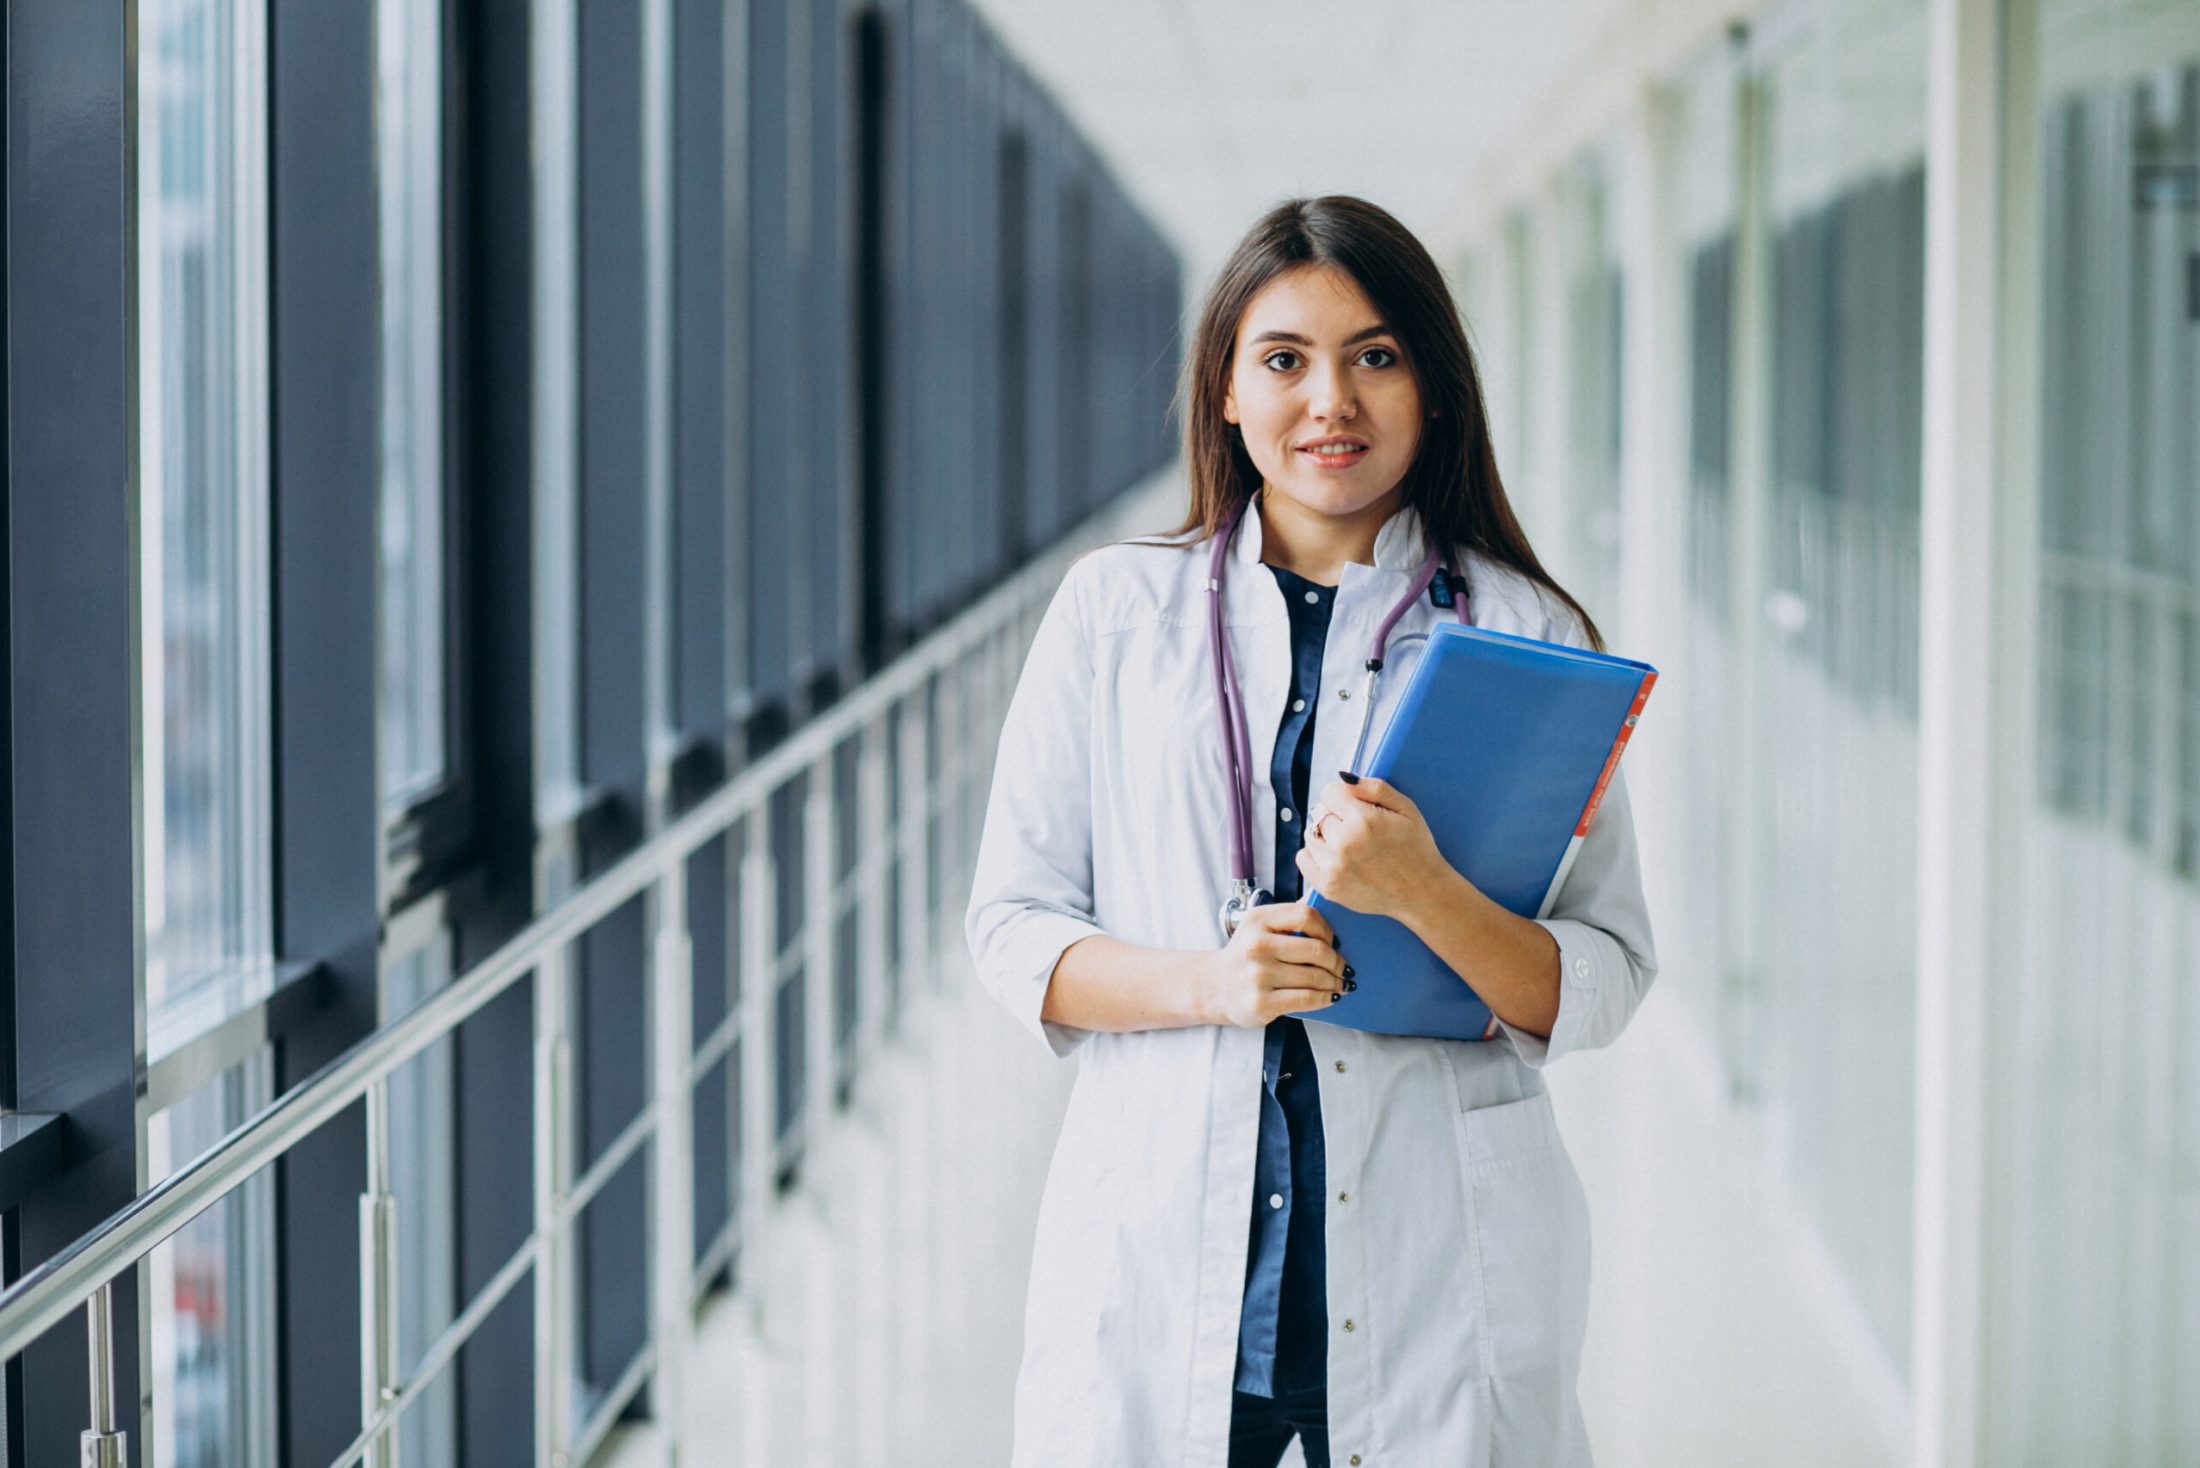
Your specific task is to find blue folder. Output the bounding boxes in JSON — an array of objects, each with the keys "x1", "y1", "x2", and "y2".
[{"x1": 1307, "y1": 623, "x2": 1657, "y2": 1042}]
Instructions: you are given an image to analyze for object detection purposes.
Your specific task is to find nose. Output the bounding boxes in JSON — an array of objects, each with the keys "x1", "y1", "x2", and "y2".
[{"x1": 1308, "y1": 356, "x2": 1357, "y2": 422}]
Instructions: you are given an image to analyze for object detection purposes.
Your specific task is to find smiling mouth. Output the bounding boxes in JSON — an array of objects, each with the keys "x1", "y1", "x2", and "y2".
[{"x1": 1298, "y1": 443, "x2": 1370, "y2": 461}]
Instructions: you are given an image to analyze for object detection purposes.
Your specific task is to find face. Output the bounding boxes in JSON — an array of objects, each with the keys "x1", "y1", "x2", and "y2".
[{"x1": 1222, "y1": 262, "x2": 1423, "y2": 522}]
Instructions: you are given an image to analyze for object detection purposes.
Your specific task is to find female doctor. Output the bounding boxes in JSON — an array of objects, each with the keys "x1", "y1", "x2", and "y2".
[{"x1": 965, "y1": 195, "x2": 1657, "y2": 1468}]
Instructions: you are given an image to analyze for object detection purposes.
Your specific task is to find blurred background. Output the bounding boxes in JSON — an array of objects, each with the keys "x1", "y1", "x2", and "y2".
[{"x1": 0, "y1": 0, "x2": 2192, "y2": 1464}]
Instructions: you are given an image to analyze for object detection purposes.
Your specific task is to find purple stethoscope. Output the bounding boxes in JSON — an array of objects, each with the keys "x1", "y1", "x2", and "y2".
[{"x1": 1209, "y1": 494, "x2": 1474, "y2": 939}]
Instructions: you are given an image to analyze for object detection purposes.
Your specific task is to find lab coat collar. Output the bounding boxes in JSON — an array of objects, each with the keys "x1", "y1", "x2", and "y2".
[{"x1": 1229, "y1": 493, "x2": 1433, "y2": 574}]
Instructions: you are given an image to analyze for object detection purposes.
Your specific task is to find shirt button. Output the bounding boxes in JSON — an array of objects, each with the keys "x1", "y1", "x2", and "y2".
[
  {"x1": 1269, "y1": 1193, "x2": 1284, "y2": 1210},
  {"x1": 1280, "y1": 808, "x2": 1294, "y2": 822},
  {"x1": 1292, "y1": 697, "x2": 1306, "y2": 712},
  {"x1": 1303, "y1": 589, "x2": 1320, "y2": 604}
]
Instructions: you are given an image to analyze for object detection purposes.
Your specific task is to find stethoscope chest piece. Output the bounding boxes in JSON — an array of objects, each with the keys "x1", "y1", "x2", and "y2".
[{"x1": 1219, "y1": 879, "x2": 1272, "y2": 940}]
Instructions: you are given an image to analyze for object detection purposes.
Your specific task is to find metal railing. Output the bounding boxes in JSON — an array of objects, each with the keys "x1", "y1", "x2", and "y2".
[{"x1": 0, "y1": 478, "x2": 1168, "y2": 1467}]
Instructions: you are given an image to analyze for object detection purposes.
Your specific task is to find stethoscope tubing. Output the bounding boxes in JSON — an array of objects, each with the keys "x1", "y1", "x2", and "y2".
[{"x1": 1206, "y1": 495, "x2": 1472, "y2": 931}]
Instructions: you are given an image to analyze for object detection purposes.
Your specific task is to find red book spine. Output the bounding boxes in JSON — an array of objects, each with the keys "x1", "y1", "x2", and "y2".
[{"x1": 1573, "y1": 670, "x2": 1657, "y2": 837}]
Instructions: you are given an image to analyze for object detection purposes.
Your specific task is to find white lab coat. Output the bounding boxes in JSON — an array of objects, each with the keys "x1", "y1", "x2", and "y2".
[{"x1": 964, "y1": 499, "x2": 1658, "y2": 1467}]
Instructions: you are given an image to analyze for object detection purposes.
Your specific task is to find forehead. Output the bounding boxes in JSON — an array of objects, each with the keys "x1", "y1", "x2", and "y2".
[{"x1": 1235, "y1": 264, "x2": 1381, "y2": 340}]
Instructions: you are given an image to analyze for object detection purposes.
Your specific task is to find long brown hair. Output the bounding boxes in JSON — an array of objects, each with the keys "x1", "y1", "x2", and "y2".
[{"x1": 1137, "y1": 195, "x2": 1604, "y2": 652}]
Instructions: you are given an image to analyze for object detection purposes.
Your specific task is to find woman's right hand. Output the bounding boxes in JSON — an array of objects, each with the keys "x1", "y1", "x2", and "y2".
[{"x1": 1196, "y1": 902, "x2": 1356, "y2": 1028}]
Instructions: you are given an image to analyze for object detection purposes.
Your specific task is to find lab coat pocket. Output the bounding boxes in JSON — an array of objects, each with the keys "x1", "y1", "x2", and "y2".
[{"x1": 1455, "y1": 1092, "x2": 1592, "y2": 1377}]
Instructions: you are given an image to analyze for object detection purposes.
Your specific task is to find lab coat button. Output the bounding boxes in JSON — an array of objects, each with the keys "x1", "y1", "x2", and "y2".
[
  {"x1": 1573, "y1": 957, "x2": 1590, "y2": 978},
  {"x1": 1337, "y1": 688, "x2": 1351, "y2": 700},
  {"x1": 1337, "y1": 1190, "x2": 1349, "y2": 1203},
  {"x1": 1342, "y1": 1318, "x2": 1355, "y2": 1332},
  {"x1": 1334, "y1": 1060, "x2": 1346, "y2": 1073},
  {"x1": 1349, "y1": 1456, "x2": 1362, "y2": 1466}
]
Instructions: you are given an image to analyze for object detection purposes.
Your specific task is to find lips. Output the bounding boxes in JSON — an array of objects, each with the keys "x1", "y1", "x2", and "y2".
[{"x1": 1298, "y1": 439, "x2": 1370, "y2": 463}]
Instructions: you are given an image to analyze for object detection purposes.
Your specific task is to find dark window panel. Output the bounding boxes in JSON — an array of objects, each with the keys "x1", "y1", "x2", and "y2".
[
  {"x1": 577, "y1": 1149, "x2": 650, "y2": 1401},
  {"x1": 674, "y1": 0, "x2": 730, "y2": 743},
  {"x1": 746, "y1": 0, "x2": 795, "y2": 723},
  {"x1": 579, "y1": 1, "x2": 649, "y2": 794}
]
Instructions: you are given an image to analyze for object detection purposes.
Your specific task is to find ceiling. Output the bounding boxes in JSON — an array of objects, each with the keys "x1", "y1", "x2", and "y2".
[{"x1": 966, "y1": 0, "x2": 1628, "y2": 282}]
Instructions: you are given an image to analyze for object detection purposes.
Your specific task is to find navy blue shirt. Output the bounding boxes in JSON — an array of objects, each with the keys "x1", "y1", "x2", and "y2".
[{"x1": 1233, "y1": 563, "x2": 1334, "y2": 1397}]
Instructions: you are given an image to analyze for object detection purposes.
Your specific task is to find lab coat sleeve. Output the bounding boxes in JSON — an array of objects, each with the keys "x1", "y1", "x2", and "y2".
[
  {"x1": 1493, "y1": 599, "x2": 1660, "y2": 1069},
  {"x1": 963, "y1": 556, "x2": 1110, "y2": 1059}
]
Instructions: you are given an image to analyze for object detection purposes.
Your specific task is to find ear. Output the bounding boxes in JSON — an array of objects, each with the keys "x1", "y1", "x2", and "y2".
[{"x1": 1223, "y1": 384, "x2": 1238, "y2": 424}]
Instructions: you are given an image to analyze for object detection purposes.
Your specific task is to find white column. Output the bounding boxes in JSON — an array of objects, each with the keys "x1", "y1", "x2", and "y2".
[
  {"x1": 1910, "y1": 0, "x2": 2011, "y2": 1461},
  {"x1": 1605, "y1": 76, "x2": 1689, "y2": 1457}
]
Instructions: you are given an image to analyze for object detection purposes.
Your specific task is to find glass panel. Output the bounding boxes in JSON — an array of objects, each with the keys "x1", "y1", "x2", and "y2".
[
  {"x1": 387, "y1": 940, "x2": 459, "y2": 1466},
  {"x1": 1668, "y1": 42, "x2": 1741, "y2": 1038},
  {"x1": 1560, "y1": 143, "x2": 1626, "y2": 625},
  {"x1": 1751, "y1": 0, "x2": 1929, "y2": 1380},
  {"x1": 1988, "y1": 3, "x2": 2200, "y2": 1459},
  {"x1": 138, "y1": 0, "x2": 275, "y2": 1025},
  {"x1": 376, "y1": 0, "x2": 449, "y2": 808},
  {"x1": 147, "y1": 1056, "x2": 279, "y2": 1468}
]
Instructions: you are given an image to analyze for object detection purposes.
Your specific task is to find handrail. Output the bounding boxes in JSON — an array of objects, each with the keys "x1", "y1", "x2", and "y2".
[{"x1": 0, "y1": 489, "x2": 1129, "y2": 1368}]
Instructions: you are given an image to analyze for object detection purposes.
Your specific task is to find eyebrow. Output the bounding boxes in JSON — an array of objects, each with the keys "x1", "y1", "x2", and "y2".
[{"x1": 1247, "y1": 324, "x2": 1394, "y2": 347}]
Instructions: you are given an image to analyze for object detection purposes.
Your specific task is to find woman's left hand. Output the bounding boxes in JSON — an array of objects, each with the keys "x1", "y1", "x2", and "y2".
[{"x1": 1296, "y1": 774, "x2": 1453, "y2": 922}]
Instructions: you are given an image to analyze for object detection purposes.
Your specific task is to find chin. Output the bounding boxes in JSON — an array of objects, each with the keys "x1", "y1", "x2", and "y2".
[{"x1": 1274, "y1": 478, "x2": 1400, "y2": 519}]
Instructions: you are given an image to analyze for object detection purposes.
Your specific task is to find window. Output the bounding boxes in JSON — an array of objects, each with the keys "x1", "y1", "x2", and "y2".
[
  {"x1": 1988, "y1": 4, "x2": 2200, "y2": 1456},
  {"x1": 138, "y1": 0, "x2": 277, "y2": 1031},
  {"x1": 147, "y1": 1057, "x2": 280, "y2": 1468},
  {"x1": 377, "y1": 0, "x2": 449, "y2": 811},
  {"x1": 1750, "y1": 0, "x2": 1930, "y2": 1375}
]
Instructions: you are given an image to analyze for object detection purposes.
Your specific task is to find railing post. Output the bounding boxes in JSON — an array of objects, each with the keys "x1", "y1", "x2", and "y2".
[
  {"x1": 898, "y1": 686, "x2": 931, "y2": 1003},
  {"x1": 360, "y1": 1079, "x2": 400, "y2": 1468},
  {"x1": 648, "y1": 859, "x2": 694, "y2": 1461},
  {"x1": 736, "y1": 805, "x2": 779, "y2": 1458},
  {"x1": 533, "y1": 941, "x2": 575, "y2": 1468},
  {"x1": 739, "y1": 802, "x2": 777, "y2": 1219},
  {"x1": 78, "y1": 1283, "x2": 125, "y2": 1468},
  {"x1": 856, "y1": 715, "x2": 890, "y2": 1059},
  {"x1": 804, "y1": 752, "x2": 837, "y2": 1138}
]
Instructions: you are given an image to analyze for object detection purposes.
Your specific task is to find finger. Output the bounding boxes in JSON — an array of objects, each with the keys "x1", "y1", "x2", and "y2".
[
  {"x1": 1288, "y1": 902, "x2": 1337, "y2": 950},
  {"x1": 1338, "y1": 773, "x2": 1413, "y2": 816},
  {"x1": 1278, "y1": 934, "x2": 1347, "y2": 982},
  {"x1": 1271, "y1": 987, "x2": 1345, "y2": 1019}
]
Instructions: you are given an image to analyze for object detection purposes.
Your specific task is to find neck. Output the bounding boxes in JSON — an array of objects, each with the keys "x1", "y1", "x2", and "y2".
[{"x1": 1256, "y1": 485, "x2": 1402, "y2": 584}]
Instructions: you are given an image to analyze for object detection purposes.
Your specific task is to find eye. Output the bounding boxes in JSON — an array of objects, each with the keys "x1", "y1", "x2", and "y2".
[
  {"x1": 1358, "y1": 346, "x2": 1399, "y2": 368},
  {"x1": 1261, "y1": 349, "x2": 1302, "y2": 372}
]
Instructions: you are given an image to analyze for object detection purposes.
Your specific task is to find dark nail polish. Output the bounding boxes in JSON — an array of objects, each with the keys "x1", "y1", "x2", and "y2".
[
  {"x1": 1338, "y1": 769, "x2": 1360, "y2": 785},
  {"x1": 1343, "y1": 965, "x2": 1355, "y2": 980},
  {"x1": 1331, "y1": 936, "x2": 1342, "y2": 950},
  {"x1": 1343, "y1": 977, "x2": 1358, "y2": 993},
  {"x1": 1329, "y1": 992, "x2": 1342, "y2": 1004}
]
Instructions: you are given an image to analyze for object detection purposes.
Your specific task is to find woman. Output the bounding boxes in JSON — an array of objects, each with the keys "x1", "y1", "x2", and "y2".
[{"x1": 965, "y1": 195, "x2": 1656, "y2": 1468}]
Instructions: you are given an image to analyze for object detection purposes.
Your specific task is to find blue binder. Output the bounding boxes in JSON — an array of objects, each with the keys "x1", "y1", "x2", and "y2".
[{"x1": 1307, "y1": 623, "x2": 1657, "y2": 1042}]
